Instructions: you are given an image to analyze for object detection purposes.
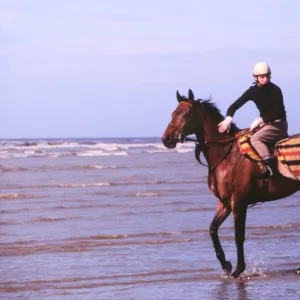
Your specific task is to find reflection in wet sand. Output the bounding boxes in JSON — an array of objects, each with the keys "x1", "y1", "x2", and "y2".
[{"x1": 1, "y1": 138, "x2": 299, "y2": 299}]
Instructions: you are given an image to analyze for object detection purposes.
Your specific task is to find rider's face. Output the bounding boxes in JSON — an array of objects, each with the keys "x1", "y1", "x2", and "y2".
[{"x1": 255, "y1": 74, "x2": 270, "y2": 86}]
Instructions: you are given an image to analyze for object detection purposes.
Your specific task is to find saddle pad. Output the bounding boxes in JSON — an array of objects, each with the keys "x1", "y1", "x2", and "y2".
[
  {"x1": 236, "y1": 132, "x2": 262, "y2": 162},
  {"x1": 275, "y1": 134, "x2": 300, "y2": 180}
]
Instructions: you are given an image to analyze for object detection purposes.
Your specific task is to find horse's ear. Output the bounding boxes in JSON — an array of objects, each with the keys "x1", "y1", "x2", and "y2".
[
  {"x1": 188, "y1": 89, "x2": 194, "y2": 101},
  {"x1": 176, "y1": 90, "x2": 183, "y2": 102}
]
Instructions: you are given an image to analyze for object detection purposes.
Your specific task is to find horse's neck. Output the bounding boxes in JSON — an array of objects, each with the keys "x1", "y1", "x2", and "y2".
[
  {"x1": 201, "y1": 119, "x2": 231, "y2": 142},
  {"x1": 196, "y1": 118, "x2": 237, "y2": 169}
]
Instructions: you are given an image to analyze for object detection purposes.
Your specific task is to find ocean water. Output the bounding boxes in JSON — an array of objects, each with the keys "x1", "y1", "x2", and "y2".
[{"x1": 0, "y1": 137, "x2": 299, "y2": 300}]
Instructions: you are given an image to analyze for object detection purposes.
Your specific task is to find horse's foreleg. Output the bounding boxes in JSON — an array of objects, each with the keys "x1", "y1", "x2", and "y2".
[
  {"x1": 209, "y1": 200, "x2": 232, "y2": 275},
  {"x1": 231, "y1": 203, "x2": 248, "y2": 278}
]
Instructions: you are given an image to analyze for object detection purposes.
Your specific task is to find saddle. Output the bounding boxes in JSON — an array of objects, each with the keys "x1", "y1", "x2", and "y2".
[{"x1": 237, "y1": 132, "x2": 300, "y2": 180}]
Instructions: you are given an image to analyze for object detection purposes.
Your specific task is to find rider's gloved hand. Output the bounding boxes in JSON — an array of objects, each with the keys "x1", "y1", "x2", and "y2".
[
  {"x1": 250, "y1": 117, "x2": 263, "y2": 131},
  {"x1": 218, "y1": 116, "x2": 233, "y2": 133}
]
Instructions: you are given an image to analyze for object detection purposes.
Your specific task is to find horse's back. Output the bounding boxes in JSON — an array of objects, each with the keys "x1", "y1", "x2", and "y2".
[
  {"x1": 276, "y1": 133, "x2": 300, "y2": 181},
  {"x1": 236, "y1": 131, "x2": 300, "y2": 181}
]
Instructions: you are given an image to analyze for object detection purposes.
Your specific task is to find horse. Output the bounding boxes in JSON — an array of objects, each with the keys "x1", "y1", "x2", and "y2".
[{"x1": 161, "y1": 89, "x2": 300, "y2": 278}]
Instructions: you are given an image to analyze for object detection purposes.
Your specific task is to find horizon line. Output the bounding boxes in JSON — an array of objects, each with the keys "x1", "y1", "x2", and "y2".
[{"x1": 0, "y1": 136, "x2": 164, "y2": 140}]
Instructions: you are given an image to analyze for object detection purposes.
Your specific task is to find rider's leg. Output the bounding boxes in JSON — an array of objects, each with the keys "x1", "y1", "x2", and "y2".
[{"x1": 250, "y1": 121, "x2": 288, "y2": 178}]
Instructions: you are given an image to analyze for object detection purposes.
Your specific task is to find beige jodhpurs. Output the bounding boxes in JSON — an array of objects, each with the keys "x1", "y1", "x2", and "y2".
[{"x1": 250, "y1": 120, "x2": 288, "y2": 160}]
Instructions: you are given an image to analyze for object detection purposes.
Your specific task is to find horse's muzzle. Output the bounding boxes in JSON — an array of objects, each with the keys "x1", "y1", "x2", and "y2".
[
  {"x1": 162, "y1": 132, "x2": 187, "y2": 148},
  {"x1": 162, "y1": 134, "x2": 178, "y2": 148}
]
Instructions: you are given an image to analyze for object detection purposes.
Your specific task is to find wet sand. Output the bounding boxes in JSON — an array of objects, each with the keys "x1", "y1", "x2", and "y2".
[{"x1": 1, "y1": 138, "x2": 299, "y2": 299}]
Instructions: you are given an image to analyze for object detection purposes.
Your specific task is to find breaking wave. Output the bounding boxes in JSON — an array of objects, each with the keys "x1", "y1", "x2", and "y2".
[{"x1": 0, "y1": 138, "x2": 194, "y2": 159}]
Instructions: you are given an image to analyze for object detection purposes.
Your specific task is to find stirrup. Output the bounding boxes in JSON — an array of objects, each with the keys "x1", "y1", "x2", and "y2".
[{"x1": 256, "y1": 165, "x2": 274, "y2": 179}]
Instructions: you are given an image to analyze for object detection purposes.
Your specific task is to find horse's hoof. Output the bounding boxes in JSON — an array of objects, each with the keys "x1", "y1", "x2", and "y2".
[
  {"x1": 222, "y1": 261, "x2": 232, "y2": 276},
  {"x1": 231, "y1": 270, "x2": 241, "y2": 278},
  {"x1": 231, "y1": 264, "x2": 246, "y2": 278}
]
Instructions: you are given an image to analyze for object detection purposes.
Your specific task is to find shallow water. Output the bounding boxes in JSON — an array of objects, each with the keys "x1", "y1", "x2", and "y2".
[{"x1": 0, "y1": 138, "x2": 299, "y2": 299}]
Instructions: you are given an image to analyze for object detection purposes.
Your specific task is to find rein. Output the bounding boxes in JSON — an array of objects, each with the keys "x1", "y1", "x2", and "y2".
[
  {"x1": 194, "y1": 142, "x2": 233, "y2": 171},
  {"x1": 183, "y1": 128, "x2": 250, "y2": 144},
  {"x1": 181, "y1": 129, "x2": 250, "y2": 171},
  {"x1": 168, "y1": 101, "x2": 252, "y2": 170}
]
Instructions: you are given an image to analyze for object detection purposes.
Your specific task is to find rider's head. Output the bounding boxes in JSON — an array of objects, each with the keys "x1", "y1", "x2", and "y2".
[{"x1": 253, "y1": 62, "x2": 271, "y2": 86}]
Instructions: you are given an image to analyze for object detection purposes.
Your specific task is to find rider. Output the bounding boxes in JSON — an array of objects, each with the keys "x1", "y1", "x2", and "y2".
[{"x1": 218, "y1": 62, "x2": 288, "y2": 179}]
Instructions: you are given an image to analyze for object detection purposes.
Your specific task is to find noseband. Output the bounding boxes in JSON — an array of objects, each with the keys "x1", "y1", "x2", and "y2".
[{"x1": 168, "y1": 101, "x2": 194, "y2": 143}]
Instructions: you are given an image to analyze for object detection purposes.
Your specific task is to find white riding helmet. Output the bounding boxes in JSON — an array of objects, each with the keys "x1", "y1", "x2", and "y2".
[{"x1": 253, "y1": 62, "x2": 271, "y2": 76}]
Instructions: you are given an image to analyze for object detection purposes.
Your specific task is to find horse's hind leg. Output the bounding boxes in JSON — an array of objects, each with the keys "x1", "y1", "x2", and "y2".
[{"x1": 209, "y1": 200, "x2": 232, "y2": 275}]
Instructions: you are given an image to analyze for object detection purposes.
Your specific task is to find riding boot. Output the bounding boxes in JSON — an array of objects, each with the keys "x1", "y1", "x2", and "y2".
[{"x1": 256, "y1": 158, "x2": 277, "y2": 179}]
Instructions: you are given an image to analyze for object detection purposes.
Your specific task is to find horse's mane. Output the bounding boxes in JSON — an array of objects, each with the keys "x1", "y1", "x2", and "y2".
[
  {"x1": 200, "y1": 99, "x2": 240, "y2": 132},
  {"x1": 196, "y1": 98, "x2": 223, "y2": 121},
  {"x1": 181, "y1": 96, "x2": 223, "y2": 119},
  {"x1": 185, "y1": 97, "x2": 240, "y2": 132},
  {"x1": 180, "y1": 95, "x2": 239, "y2": 132}
]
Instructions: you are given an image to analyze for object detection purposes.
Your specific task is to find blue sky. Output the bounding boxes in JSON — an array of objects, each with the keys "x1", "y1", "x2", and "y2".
[{"x1": 1, "y1": 0, "x2": 300, "y2": 138}]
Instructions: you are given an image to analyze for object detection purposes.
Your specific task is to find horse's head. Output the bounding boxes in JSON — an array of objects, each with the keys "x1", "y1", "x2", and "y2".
[{"x1": 162, "y1": 89, "x2": 199, "y2": 148}]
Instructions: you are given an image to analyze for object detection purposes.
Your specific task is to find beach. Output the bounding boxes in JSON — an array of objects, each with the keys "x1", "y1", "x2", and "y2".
[{"x1": 0, "y1": 137, "x2": 299, "y2": 299}]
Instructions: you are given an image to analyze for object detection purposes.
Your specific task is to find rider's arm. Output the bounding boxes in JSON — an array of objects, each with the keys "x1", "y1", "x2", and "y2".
[{"x1": 226, "y1": 87, "x2": 254, "y2": 117}]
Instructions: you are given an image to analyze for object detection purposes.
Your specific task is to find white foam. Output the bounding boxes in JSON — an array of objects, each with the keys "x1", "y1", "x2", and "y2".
[
  {"x1": 147, "y1": 147, "x2": 193, "y2": 154},
  {"x1": 136, "y1": 192, "x2": 159, "y2": 197},
  {"x1": 113, "y1": 151, "x2": 128, "y2": 156},
  {"x1": 88, "y1": 165, "x2": 117, "y2": 169},
  {"x1": 147, "y1": 149, "x2": 169, "y2": 153},
  {"x1": 1, "y1": 142, "x2": 81, "y2": 150},
  {"x1": 77, "y1": 150, "x2": 110, "y2": 157},
  {"x1": 82, "y1": 142, "x2": 192, "y2": 151},
  {"x1": 77, "y1": 150, "x2": 128, "y2": 156},
  {"x1": 0, "y1": 140, "x2": 195, "y2": 158},
  {"x1": 81, "y1": 142, "x2": 166, "y2": 152},
  {"x1": 24, "y1": 150, "x2": 36, "y2": 156},
  {"x1": 59, "y1": 182, "x2": 110, "y2": 188},
  {"x1": 176, "y1": 148, "x2": 193, "y2": 153},
  {"x1": 11, "y1": 153, "x2": 31, "y2": 158},
  {"x1": 85, "y1": 144, "x2": 119, "y2": 151}
]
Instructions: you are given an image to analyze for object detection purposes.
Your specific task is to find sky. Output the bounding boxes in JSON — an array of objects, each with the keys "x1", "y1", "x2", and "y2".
[{"x1": 1, "y1": 0, "x2": 300, "y2": 138}]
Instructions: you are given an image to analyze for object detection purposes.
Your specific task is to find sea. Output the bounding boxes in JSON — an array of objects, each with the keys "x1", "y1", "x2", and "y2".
[{"x1": 0, "y1": 137, "x2": 299, "y2": 300}]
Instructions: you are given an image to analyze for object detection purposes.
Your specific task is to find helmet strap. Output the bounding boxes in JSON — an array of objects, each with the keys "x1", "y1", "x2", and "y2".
[{"x1": 253, "y1": 74, "x2": 271, "y2": 86}]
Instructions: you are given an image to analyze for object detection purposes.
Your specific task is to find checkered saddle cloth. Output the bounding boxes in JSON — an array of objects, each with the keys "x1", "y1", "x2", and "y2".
[{"x1": 275, "y1": 134, "x2": 300, "y2": 180}]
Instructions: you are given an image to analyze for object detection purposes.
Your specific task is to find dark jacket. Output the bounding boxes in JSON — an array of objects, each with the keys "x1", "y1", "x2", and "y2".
[{"x1": 226, "y1": 82, "x2": 287, "y2": 123}]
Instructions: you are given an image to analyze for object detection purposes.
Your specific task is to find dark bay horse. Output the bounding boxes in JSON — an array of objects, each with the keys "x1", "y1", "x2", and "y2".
[{"x1": 162, "y1": 89, "x2": 300, "y2": 278}]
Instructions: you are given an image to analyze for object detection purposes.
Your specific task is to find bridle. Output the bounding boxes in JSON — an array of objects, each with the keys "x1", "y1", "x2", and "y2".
[
  {"x1": 167, "y1": 101, "x2": 251, "y2": 170},
  {"x1": 167, "y1": 100, "x2": 254, "y2": 205},
  {"x1": 168, "y1": 101, "x2": 194, "y2": 142},
  {"x1": 183, "y1": 130, "x2": 251, "y2": 171}
]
